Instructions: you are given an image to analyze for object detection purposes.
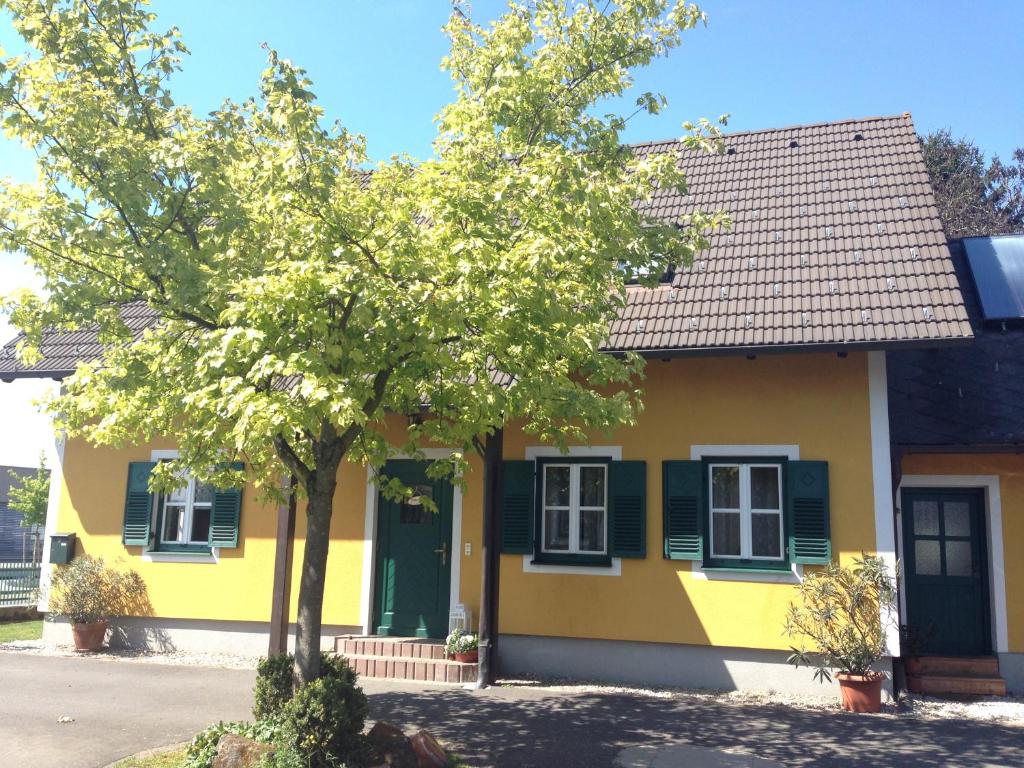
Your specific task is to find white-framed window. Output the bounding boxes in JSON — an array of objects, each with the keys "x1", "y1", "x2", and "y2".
[
  {"x1": 541, "y1": 462, "x2": 608, "y2": 555},
  {"x1": 709, "y1": 462, "x2": 784, "y2": 561},
  {"x1": 158, "y1": 473, "x2": 215, "y2": 550}
]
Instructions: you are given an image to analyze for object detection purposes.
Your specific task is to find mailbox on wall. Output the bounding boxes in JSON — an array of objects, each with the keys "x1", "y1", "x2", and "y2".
[{"x1": 49, "y1": 533, "x2": 76, "y2": 564}]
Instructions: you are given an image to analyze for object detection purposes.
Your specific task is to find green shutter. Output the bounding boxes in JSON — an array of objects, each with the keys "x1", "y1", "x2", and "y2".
[
  {"x1": 123, "y1": 461, "x2": 156, "y2": 546},
  {"x1": 500, "y1": 460, "x2": 534, "y2": 554},
  {"x1": 788, "y1": 460, "x2": 831, "y2": 564},
  {"x1": 663, "y1": 460, "x2": 703, "y2": 560},
  {"x1": 609, "y1": 460, "x2": 646, "y2": 558},
  {"x1": 209, "y1": 461, "x2": 244, "y2": 549}
]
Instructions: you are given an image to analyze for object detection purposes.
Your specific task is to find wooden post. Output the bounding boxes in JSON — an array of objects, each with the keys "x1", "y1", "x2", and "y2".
[
  {"x1": 477, "y1": 428, "x2": 504, "y2": 687},
  {"x1": 268, "y1": 476, "x2": 297, "y2": 657}
]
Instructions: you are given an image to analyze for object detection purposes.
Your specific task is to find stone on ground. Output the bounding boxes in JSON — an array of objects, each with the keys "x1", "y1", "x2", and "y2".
[
  {"x1": 212, "y1": 733, "x2": 274, "y2": 768},
  {"x1": 410, "y1": 729, "x2": 449, "y2": 767}
]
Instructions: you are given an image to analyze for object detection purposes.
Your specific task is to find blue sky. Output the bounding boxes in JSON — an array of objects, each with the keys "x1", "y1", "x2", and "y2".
[
  {"x1": 0, "y1": 0, "x2": 1021, "y2": 466},
  {"x1": 0, "y1": 0, "x2": 1021, "y2": 179}
]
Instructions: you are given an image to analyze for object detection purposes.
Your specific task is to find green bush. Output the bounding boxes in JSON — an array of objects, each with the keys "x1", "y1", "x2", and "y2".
[
  {"x1": 254, "y1": 653, "x2": 295, "y2": 720},
  {"x1": 281, "y1": 655, "x2": 368, "y2": 767}
]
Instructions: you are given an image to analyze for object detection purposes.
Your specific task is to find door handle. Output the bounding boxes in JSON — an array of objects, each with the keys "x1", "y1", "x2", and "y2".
[{"x1": 434, "y1": 542, "x2": 448, "y2": 566}]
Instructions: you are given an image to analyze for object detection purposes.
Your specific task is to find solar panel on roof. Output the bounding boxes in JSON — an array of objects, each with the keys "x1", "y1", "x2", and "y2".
[{"x1": 964, "y1": 235, "x2": 1024, "y2": 321}]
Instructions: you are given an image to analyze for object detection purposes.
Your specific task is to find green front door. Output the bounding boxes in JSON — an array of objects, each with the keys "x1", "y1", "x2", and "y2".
[
  {"x1": 901, "y1": 488, "x2": 990, "y2": 656},
  {"x1": 373, "y1": 460, "x2": 453, "y2": 638}
]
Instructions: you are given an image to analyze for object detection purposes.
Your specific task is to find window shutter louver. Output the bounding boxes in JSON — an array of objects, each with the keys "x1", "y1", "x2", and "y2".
[
  {"x1": 788, "y1": 460, "x2": 831, "y2": 564},
  {"x1": 609, "y1": 460, "x2": 646, "y2": 558},
  {"x1": 123, "y1": 461, "x2": 156, "y2": 546},
  {"x1": 209, "y1": 462, "x2": 244, "y2": 549},
  {"x1": 662, "y1": 460, "x2": 704, "y2": 560},
  {"x1": 500, "y1": 460, "x2": 534, "y2": 554}
]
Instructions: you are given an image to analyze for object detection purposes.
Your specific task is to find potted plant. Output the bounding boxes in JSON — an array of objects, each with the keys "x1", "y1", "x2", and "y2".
[
  {"x1": 48, "y1": 555, "x2": 148, "y2": 652},
  {"x1": 784, "y1": 554, "x2": 898, "y2": 713},
  {"x1": 444, "y1": 628, "x2": 479, "y2": 663}
]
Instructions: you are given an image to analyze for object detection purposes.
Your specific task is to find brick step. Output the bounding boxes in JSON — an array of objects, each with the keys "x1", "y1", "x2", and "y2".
[
  {"x1": 336, "y1": 636, "x2": 447, "y2": 661},
  {"x1": 344, "y1": 653, "x2": 477, "y2": 685},
  {"x1": 906, "y1": 673, "x2": 1007, "y2": 697},
  {"x1": 904, "y1": 655, "x2": 1000, "y2": 678}
]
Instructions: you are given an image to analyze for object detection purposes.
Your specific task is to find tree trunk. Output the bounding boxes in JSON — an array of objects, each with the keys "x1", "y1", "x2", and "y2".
[{"x1": 293, "y1": 455, "x2": 342, "y2": 687}]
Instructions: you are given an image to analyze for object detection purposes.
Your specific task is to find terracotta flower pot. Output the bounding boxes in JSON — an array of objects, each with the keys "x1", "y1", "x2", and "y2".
[
  {"x1": 71, "y1": 619, "x2": 108, "y2": 652},
  {"x1": 453, "y1": 650, "x2": 478, "y2": 663},
  {"x1": 837, "y1": 672, "x2": 884, "y2": 713}
]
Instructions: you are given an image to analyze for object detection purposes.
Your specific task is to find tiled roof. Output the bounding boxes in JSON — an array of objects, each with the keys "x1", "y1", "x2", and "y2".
[
  {"x1": 888, "y1": 238, "x2": 1024, "y2": 449},
  {"x1": 0, "y1": 301, "x2": 156, "y2": 378},
  {"x1": 0, "y1": 114, "x2": 972, "y2": 378},
  {"x1": 613, "y1": 114, "x2": 971, "y2": 351}
]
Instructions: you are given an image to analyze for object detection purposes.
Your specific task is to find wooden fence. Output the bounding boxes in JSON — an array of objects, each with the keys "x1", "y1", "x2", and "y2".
[{"x1": 0, "y1": 562, "x2": 41, "y2": 607}]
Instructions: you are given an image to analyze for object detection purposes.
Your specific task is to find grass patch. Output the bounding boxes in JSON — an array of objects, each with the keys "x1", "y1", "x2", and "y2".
[
  {"x1": 0, "y1": 619, "x2": 42, "y2": 643},
  {"x1": 111, "y1": 746, "x2": 186, "y2": 768}
]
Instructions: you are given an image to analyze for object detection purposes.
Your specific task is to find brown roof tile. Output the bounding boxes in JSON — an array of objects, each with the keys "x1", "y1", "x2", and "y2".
[{"x1": 611, "y1": 113, "x2": 972, "y2": 352}]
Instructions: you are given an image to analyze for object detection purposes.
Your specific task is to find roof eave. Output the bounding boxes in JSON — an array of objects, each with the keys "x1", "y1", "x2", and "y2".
[
  {"x1": 0, "y1": 368, "x2": 73, "y2": 382},
  {"x1": 620, "y1": 335, "x2": 975, "y2": 359}
]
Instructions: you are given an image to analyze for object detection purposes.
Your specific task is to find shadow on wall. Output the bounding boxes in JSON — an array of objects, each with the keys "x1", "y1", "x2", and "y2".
[{"x1": 364, "y1": 686, "x2": 1024, "y2": 768}]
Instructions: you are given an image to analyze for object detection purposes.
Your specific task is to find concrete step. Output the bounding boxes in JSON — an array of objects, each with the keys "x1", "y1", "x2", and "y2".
[
  {"x1": 906, "y1": 673, "x2": 1007, "y2": 697},
  {"x1": 345, "y1": 653, "x2": 478, "y2": 685},
  {"x1": 335, "y1": 636, "x2": 447, "y2": 661},
  {"x1": 904, "y1": 655, "x2": 1000, "y2": 678}
]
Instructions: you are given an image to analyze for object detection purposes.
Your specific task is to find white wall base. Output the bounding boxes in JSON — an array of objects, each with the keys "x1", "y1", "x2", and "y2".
[
  {"x1": 999, "y1": 653, "x2": 1024, "y2": 695},
  {"x1": 498, "y1": 634, "x2": 895, "y2": 699},
  {"x1": 42, "y1": 616, "x2": 361, "y2": 656}
]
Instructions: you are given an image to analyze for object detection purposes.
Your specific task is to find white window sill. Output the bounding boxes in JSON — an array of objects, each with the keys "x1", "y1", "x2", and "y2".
[
  {"x1": 141, "y1": 549, "x2": 219, "y2": 564},
  {"x1": 689, "y1": 562, "x2": 802, "y2": 584},
  {"x1": 521, "y1": 555, "x2": 622, "y2": 576}
]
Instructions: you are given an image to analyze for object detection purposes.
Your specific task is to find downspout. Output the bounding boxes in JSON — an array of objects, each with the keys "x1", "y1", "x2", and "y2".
[
  {"x1": 268, "y1": 475, "x2": 297, "y2": 656},
  {"x1": 476, "y1": 428, "x2": 504, "y2": 688}
]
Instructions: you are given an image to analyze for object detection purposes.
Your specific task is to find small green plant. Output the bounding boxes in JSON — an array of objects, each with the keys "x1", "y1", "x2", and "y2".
[
  {"x1": 445, "y1": 628, "x2": 478, "y2": 656},
  {"x1": 784, "y1": 554, "x2": 898, "y2": 683},
  {"x1": 280, "y1": 654, "x2": 368, "y2": 767},
  {"x1": 48, "y1": 555, "x2": 149, "y2": 625},
  {"x1": 254, "y1": 653, "x2": 295, "y2": 720}
]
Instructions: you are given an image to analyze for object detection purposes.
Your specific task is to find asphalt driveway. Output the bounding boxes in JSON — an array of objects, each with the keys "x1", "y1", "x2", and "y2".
[{"x1": 1, "y1": 652, "x2": 1021, "y2": 768}]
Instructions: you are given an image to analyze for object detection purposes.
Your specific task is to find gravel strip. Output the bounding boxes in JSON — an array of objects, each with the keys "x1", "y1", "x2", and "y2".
[
  {"x1": 4, "y1": 643, "x2": 1022, "y2": 726},
  {"x1": 0, "y1": 639, "x2": 260, "y2": 670},
  {"x1": 496, "y1": 677, "x2": 1024, "y2": 726}
]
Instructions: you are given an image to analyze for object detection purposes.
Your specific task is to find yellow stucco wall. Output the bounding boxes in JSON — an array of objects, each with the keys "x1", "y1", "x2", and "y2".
[
  {"x1": 499, "y1": 351, "x2": 878, "y2": 651},
  {"x1": 55, "y1": 350, "x2": 879, "y2": 651},
  {"x1": 57, "y1": 437, "x2": 367, "y2": 626},
  {"x1": 900, "y1": 453, "x2": 1024, "y2": 653}
]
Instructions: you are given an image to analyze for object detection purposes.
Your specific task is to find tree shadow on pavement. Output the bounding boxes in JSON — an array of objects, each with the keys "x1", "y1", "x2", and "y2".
[{"x1": 366, "y1": 686, "x2": 1023, "y2": 768}]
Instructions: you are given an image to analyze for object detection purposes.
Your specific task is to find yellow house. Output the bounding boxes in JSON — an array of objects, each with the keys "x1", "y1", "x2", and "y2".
[{"x1": 4, "y1": 115, "x2": 1021, "y2": 696}]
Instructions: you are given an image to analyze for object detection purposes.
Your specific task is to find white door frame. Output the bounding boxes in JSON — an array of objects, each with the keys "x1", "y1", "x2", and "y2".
[
  {"x1": 896, "y1": 474, "x2": 1009, "y2": 654},
  {"x1": 359, "y1": 449, "x2": 463, "y2": 636}
]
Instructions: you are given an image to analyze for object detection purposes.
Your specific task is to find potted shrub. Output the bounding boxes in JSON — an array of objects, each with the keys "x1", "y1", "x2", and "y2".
[
  {"x1": 445, "y1": 628, "x2": 479, "y2": 663},
  {"x1": 48, "y1": 555, "x2": 148, "y2": 652},
  {"x1": 784, "y1": 554, "x2": 898, "y2": 713}
]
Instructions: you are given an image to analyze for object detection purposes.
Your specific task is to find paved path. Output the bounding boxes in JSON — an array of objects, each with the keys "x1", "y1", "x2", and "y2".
[{"x1": 1, "y1": 652, "x2": 1022, "y2": 768}]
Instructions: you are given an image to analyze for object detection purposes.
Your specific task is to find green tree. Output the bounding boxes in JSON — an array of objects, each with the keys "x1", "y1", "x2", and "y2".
[
  {"x1": 7, "y1": 453, "x2": 49, "y2": 529},
  {"x1": 0, "y1": 0, "x2": 724, "y2": 685},
  {"x1": 920, "y1": 129, "x2": 1023, "y2": 239}
]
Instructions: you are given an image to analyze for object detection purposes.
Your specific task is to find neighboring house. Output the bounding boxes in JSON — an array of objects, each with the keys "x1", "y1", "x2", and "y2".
[
  {"x1": 888, "y1": 233, "x2": 1024, "y2": 695},
  {"x1": 2, "y1": 114, "x2": 1020, "y2": 696},
  {"x1": 0, "y1": 467, "x2": 44, "y2": 563}
]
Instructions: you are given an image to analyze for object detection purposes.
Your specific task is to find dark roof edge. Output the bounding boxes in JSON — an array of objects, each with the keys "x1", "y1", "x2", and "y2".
[
  {"x1": 0, "y1": 368, "x2": 73, "y2": 382},
  {"x1": 626, "y1": 335, "x2": 974, "y2": 359},
  {"x1": 1, "y1": 335, "x2": 974, "y2": 381},
  {"x1": 894, "y1": 443, "x2": 1024, "y2": 455}
]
